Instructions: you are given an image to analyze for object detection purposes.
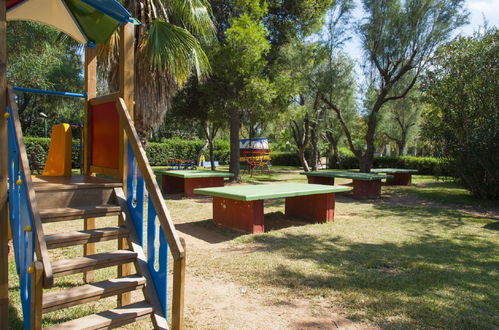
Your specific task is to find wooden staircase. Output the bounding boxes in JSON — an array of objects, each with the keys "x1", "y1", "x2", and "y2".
[{"x1": 31, "y1": 175, "x2": 168, "y2": 329}]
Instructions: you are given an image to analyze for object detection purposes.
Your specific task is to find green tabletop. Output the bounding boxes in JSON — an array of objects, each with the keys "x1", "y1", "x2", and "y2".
[
  {"x1": 370, "y1": 168, "x2": 418, "y2": 174},
  {"x1": 193, "y1": 183, "x2": 351, "y2": 201},
  {"x1": 302, "y1": 171, "x2": 391, "y2": 181},
  {"x1": 154, "y1": 170, "x2": 234, "y2": 179}
]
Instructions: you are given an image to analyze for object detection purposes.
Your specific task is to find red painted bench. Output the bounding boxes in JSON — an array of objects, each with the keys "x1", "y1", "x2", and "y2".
[
  {"x1": 155, "y1": 170, "x2": 234, "y2": 197},
  {"x1": 193, "y1": 183, "x2": 350, "y2": 233},
  {"x1": 370, "y1": 168, "x2": 418, "y2": 185},
  {"x1": 302, "y1": 171, "x2": 392, "y2": 199}
]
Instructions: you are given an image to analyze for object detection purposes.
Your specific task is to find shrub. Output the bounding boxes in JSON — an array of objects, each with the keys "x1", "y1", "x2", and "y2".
[
  {"x1": 422, "y1": 29, "x2": 499, "y2": 199},
  {"x1": 146, "y1": 139, "x2": 230, "y2": 166},
  {"x1": 271, "y1": 152, "x2": 300, "y2": 166}
]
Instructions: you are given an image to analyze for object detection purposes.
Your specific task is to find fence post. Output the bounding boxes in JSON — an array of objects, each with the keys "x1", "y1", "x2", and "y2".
[
  {"x1": 30, "y1": 261, "x2": 43, "y2": 330},
  {"x1": 172, "y1": 238, "x2": 186, "y2": 330}
]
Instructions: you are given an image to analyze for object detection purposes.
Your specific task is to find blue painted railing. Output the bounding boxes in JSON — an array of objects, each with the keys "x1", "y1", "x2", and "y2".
[
  {"x1": 126, "y1": 144, "x2": 169, "y2": 317},
  {"x1": 6, "y1": 104, "x2": 34, "y2": 330}
]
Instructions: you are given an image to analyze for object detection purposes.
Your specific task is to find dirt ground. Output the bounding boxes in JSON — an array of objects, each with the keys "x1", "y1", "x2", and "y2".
[{"x1": 176, "y1": 215, "x2": 379, "y2": 330}]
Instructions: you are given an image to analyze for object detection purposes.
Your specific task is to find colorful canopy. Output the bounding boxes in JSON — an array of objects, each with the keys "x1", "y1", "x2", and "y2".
[{"x1": 6, "y1": 0, "x2": 135, "y2": 45}]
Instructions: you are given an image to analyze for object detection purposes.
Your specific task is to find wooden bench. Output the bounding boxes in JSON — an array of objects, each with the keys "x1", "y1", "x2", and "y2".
[
  {"x1": 193, "y1": 183, "x2": 350, "y2": 233},
  {"x1": 370, "y1": 168, "x2": 418, "y2": 185},
  {"x1": 302, "y1": 171, "x2": 392, "y2": 199},
  {"x1": 155, "y1": 170, "x2": 234, "y2": 197}
]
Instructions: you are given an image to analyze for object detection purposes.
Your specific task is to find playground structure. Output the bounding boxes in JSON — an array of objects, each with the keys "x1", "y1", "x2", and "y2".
[
  {"x1": 239, "y1": 137, "x2": 272, "y2": 176},
  {"x1": 1, "y1": 1, "x2": 185, "y2": 329}
]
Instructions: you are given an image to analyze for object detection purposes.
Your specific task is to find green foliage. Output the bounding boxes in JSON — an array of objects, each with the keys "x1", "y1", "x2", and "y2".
[
  {"x1": 373, "y1": 156, "x2": 451, "y2": 176},
  {"x1": 7, "y1": 22, "x2": 84, "y2": 137},
  {"x1": 24, "y1": 137, "x2": 82, "y2": 172},
  {"x1": 422, "y1": 28, "x2": 499, "y2": 199},
  {"x1": 146, "y1": 139, "x2": 230, "y2": 166},
  {"x1": 271, "y1": 152, "x2": 300, "y2": 166}
]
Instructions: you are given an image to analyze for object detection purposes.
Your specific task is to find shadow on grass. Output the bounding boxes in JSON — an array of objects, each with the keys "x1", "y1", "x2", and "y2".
[
  {"x1": 175, "y1": 212, "x2": 313, "y2": 243},
  {"x1": 242, "y1": 230, "x2": 498, "y2": 329},
  {"x1": 9, "y1": 303, "x2": 23, "y2": 330}
]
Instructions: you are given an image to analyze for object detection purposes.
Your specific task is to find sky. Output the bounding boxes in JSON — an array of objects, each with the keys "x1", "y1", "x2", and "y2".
[{"x1": 343, "y1": 0, "x2": 499, "y2": 68}]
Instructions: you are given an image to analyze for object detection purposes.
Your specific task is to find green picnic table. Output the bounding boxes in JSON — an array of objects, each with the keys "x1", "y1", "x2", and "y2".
[
  {"x1": 194, "y1": 183, "x2": 350, "y2": 233},
  {"x1": 301, "y1": 171, "x2": 392, "y2": 198},
  {"x1": 155, "y1": 170, "x2": 234, "y2": 197},
  {"x1": 370, "y1": 168, "x2": 418, "y2": 185}
]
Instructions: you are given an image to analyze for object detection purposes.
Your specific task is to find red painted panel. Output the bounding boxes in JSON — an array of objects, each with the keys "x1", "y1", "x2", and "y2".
[
  {"x1": 90, "y1": 101, "x2": 119, "y2": 169},
  {"x1": 7, "y1": 0, "x2": 25, "y2": 10},
  {"x1": 285, "y1": 193, "x2": 335, "y2": 223},
  {"x1": 387, "y1": 173, "x2": 412, "y2": 185},
  {"x1": 352, "y1": 180, "x2": 381, "y2": 198},
  {"x1": 184, "y1": 177, "x2": 225, "y2": 197},
  {"x1": 161, "y1": 175, "x2": 184, "y2": 194},
  {"x1": 213, "y1": 197, "x2": 264, "y2": 233},
  {"x1": 307, "y1": 175, "x2": 335, "y2": 185}
]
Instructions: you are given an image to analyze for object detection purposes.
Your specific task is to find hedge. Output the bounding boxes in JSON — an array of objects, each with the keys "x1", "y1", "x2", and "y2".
[
  {"x1": 24, "y1": 137, "x2": 231, "y2": 169},
  {"x1": 23, "y1": 137, "x2": 451, "y2": 176}
]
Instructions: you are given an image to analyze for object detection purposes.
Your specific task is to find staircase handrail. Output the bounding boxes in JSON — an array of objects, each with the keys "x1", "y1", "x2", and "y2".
[
  {"x1": 116, "y1": 97, "x2": 184, "y2": 259},
  {"x1": 7, "y1": 86, "x2": 53, "y2": 288}
]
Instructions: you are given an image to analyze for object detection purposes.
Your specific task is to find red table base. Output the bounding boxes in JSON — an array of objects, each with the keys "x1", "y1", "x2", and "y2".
[
  {"x1": 212, "y1": 193, "x2": 336, "y2": 233},
  {"x1": 386, "y1": 173, "x2": 412, "y2": 185},
  {"x1": 285, "y1": 193, "x2": 335, "y2": 223},
  {"x1": 307, "y1": 176, "x2": 335, "y2": 185},
  {"x1": 352, "y1": 179, "x2": 381, "y2": 198},
  {"x1": 213, "y1": 197, "x2": 264, "y2": 233},
  {"x1": 161, "y1": 176, "x2": 225, "y2": 197}
]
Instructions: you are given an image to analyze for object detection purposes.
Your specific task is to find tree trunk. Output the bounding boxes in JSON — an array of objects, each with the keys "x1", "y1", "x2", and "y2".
[
  {"x1": 198, "y1": 139, "x2": 209, "y2": 167},
  {"x1": 310, "y1": 126, "x2": 319, "y2": 171},
  {"x1": 229, "y1": 108, "x2": 240, "y2": 181},
  {"x1": 298, "y1": 147, "x2": 310, "y2": 172},
  {"x1": 209, "y1": 140, "x2": 215, "y2": 171}
]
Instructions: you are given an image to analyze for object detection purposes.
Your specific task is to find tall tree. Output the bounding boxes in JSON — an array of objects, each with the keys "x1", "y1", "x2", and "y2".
[
  {"x1": 422, "y1": 28, "x2": 498, "y2": 199},
  {"x1": 102, "y1": 0, "x2": 215, "y2": 142},
  {"x1": 380, "y1": 85, "x2": 422, "y2": 156},
  {"x1": 321, "y1": 0, "x2": 468, "y2": 172}
]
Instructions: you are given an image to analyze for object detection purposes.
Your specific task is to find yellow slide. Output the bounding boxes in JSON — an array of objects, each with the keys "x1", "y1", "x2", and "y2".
[{"x1": 42, "y1": 123, "x2": 72, "y2": 176}]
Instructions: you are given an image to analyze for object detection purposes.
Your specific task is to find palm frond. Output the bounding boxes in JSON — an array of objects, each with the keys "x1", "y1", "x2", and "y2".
[
  {"x1": 167, "y1": 0, "x2": 215, "y2": 37},
  {"x1": 144, "y1": 19, "x2": 210, "y2": 81}
]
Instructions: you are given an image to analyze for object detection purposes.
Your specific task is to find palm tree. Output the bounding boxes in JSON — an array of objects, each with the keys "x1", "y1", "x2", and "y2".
[{"x1": 101, "y1": 0, "x2": 215, "y2": 142}]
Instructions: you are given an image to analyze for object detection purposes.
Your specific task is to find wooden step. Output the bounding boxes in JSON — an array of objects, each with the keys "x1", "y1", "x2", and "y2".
[
  {"x1": 33, "y1": 175, "x2": 121, "y2": 209},
  {"x1": 44, "y1": 301, "x2": 154, "y2": 330},
  {"x1": 39, "y1": 205, "x2": 122, "y2": 223},
  {"x1": 42, "y1": 275, "x2": 146, "y2": 313},
  {"x1": 51, "y1": 250, "x2": 137, "y2": 278},
  {"x1": 45, "y1": 227, "x2": 129, "y2": 249}
]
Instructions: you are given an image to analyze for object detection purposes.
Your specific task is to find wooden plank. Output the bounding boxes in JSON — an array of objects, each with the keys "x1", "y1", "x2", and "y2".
[
  {"x1": 45, "y1": 227, "x2": 129, "y2": 249},
  {"x1": 44, "y1": 301, "x2": 153, "y2": 330},
  {"x1": 84, "y1": 46, "x2": 96, "y2": 175},
  {"x1": 51, "y1": 250, "x2": 137, "y2": 278},
  {"x1": 88, "y1": 93, "x2": 119, "y2": 106},
  {"x1": 117, "y1": 214, "x2": 132, "y2": 307},
  {"x1": 7, "y1": 88, "x2": 53, "y2": 288},
  {"x1": 116, "y1": 98, "x2": 184, "y2": 260},
  {"x1": 0, "y1": 2, "x2": 9, "y2": 324},
  {"x1": 30, "y1": 261, "x2": 43, "y2": 330},
  {"x1": 32, "y1": 175, "x2": 121, "y2": 190},
  {"x1": 42, "y1": 275, "x2": 145, "y2": 313},
  {"x1": 39, "y1": 205, "x2": 122, "y2": 223},
  {"x1": 84, "y1": 217, "x2": 96, "y2": 283},
  {"x1": 172, "y1": 238, "x2": 186, "y2": 330},
  {"x1": 114, "y1": 188, "x2": 168, "y2": 329}
]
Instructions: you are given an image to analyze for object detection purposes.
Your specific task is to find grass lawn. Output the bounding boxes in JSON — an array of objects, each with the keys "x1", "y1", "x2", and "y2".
[{"x1": 7, "y1": 167, "x2": 499, "y2": 329}]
